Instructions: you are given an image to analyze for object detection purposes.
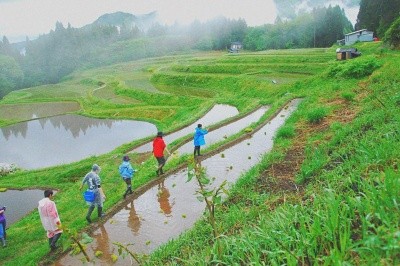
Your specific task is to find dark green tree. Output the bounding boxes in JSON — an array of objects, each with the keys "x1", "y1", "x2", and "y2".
[
  {"x1": 0, "y1": 55, "x2": 24, "y2": 98},
  {"x1": 244, "y1": 26, "x2": 268, "y2": 50},
  {"x1": 314, "y1": 5, "x2": 353, "y2": 47},
  {"x1": 383, "y1": 15, "x2": 400, "y2": 48},
  {"x1": 356, "y1": 0, "x2": 400, "y2": 37}
]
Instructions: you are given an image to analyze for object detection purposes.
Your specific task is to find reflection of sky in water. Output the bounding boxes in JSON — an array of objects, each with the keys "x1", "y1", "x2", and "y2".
[
  {"x1": 176, "y1": 106, "x2": 269, "y2": 155},
  {"x1": 0, "y1": 189, "x2": 45, "y2": 226},
  {"x1": 0, "y1": 114, "x2": 157, "y2": 169},
  {"x1": 57, "y1": 99, "x2": 301, "y2": 266},
  {"x1": 133, "y1": 104, "x2": 239, "y2": 153}
]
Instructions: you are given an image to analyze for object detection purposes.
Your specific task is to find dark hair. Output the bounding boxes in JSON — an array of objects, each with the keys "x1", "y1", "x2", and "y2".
[
  {"x1": 44, "y1": 189, "x2": 53, "y2": 198},
  {"x1": 197, "y1": 124, "x2": 202, "y2": 128}
]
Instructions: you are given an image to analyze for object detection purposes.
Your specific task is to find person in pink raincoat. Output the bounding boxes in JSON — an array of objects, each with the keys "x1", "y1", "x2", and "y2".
[{"x1": 38, "y1": 190, "x2": 62, "y2": 251}]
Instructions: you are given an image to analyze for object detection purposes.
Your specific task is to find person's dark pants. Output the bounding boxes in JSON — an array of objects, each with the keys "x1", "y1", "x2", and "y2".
[
  {"x1": 49, "y1": 232, "x2": 62, "y2": 249},
  {"x1": 194, "y1": 146, "x2": 201, "y2": 156},
  {"x1": 156, "y1": 156, "x2": 166, "y2": 175},
  {"x1": 123, "y1": 178, "x2": 133, "y2": 198},
  {"x1": 86, "y1": 205, "x2": 95, "y2": 223}
]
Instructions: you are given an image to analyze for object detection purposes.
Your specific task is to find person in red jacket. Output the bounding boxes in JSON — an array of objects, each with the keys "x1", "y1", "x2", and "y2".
[{"x1": 152, "y1": 131, "x2": 170, "y2": 176}]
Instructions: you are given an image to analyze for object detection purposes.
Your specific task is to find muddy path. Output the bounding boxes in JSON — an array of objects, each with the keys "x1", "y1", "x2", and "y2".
[{"x1": 56, "y1": 99, "x2": 301, "y2": 265}]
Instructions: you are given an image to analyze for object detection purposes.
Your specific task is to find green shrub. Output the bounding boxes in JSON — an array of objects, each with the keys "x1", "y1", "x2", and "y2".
[
  {"x1": 307, "y1": 107, "x2": 327, "y2": 124},
  {"x1": 327, "y1": 56, "x2": 381, "y2": 78},
  {"x1": 342, "y1": 92, "x2": 356, "y2": 102},
  {"x1": 275, "y1": 125, "x2": 295, "y2": 139}
]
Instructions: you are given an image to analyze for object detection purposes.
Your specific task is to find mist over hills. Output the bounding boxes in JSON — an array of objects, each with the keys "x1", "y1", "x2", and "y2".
[
  {"x1": 3, "y1": 1, "x2": 400, "y2": 100},
  {"x1": 89, "y1": 11, "x2": 158, "y2": 32},
  {"x1": 274, "y1": 0, "x2": 360, "y2": 22}
]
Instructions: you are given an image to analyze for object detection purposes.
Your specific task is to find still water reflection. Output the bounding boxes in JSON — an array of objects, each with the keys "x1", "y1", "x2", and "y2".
[
  {"x1": 0, "y1": 115, "x2": 157, "y2": 169},
  {"x1": 0, "y1": 189, "x2": 45, "y2": 226}
]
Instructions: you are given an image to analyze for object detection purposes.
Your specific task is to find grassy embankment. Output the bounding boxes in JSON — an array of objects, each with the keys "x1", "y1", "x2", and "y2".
[
  {"x1": 0, "y1": 45, "x2": 390, "y2": 265},
  {"x1": 146, "y1": 43, "x2": 400, "y2": 265}
]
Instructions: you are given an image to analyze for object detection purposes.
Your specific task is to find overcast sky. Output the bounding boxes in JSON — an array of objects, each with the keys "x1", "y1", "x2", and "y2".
[{"x1": 0, "y1": 0, "x2": 278, "y2": 42}]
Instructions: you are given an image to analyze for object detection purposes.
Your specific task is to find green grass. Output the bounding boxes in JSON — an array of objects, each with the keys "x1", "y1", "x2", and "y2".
[
  {"x1": 307, "y1": 107, "x2": 328, "y2": 124},
  {"x1": 341, "y1": 91, "x2": 356, "y2": 102},
  {"x1": 1, "y1": 42, "x2": 398, "y2": 265},
  {"x1": 145, "y1": 44, "x2": 400, "y2": 265}
]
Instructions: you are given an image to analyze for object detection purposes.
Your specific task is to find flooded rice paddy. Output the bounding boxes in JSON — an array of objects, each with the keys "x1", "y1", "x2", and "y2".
[
  {"x1": 57, "y1": 99, "x2": 301, "y2": 265},
  {"x1": 0, "y1": 189, "x2": 45, "y2": 226},
  {"x1": 0, "y1": 102, "x2": 80, "y2": 121},
  {"x1": 0, "y1": 115, "x2": 157, "y2": 170},
  {"x1": 175, "y1": 106, "x2": 269, "y2": 156},
  {"x1": 132, "y1": 104, "x2": 239, "y2": 153}
]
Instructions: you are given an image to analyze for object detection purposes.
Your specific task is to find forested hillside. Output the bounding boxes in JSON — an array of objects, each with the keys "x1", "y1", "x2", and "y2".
[
  {"x1": 356, "y1": 0, "x2": 400, "y2": 37},
  {"x1": 1, "y1": 2, "x2": 399, "y2": 98}
]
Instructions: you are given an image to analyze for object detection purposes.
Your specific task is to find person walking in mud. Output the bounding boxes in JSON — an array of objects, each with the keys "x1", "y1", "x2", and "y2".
[
  {"x1": 152, "y1": 131, "x2": 170, "y2": 176},
  {"x1": 193, "y1": 124, "x2": 208, "y2": 157},
  {"x1": 119, "y1": 155, "x2": 136, "y2": 199},
  {"x1": 80, "y1": 164, "x2": 106, "y2": 223},
  {"x1": 38, "y1": 190, "x2": 62, "y2": 251}
]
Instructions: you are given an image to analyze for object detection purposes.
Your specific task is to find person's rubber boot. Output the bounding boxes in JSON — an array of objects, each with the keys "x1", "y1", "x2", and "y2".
[
  {"x1": 128, "y1": 186, "x2": 133, "y2": 195},
  {"x1": 1, "y1": 238, "x2": 5, "y2": 247},
  {"x1": 86, "y1": 205, "x2": 95, "y2": 223},
  {"x1": 123, "y1": 188, "x2": 129, "y2": 199},
  {"x1": 98, "y1": 207, "x2": 105, "y2": 218},
  {"x1": 156, "y1": 169, "x2": 160, "y2": 176}
]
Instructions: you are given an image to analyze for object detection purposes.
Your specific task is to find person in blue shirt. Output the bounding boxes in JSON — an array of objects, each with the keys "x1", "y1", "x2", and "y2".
[
  {"x1": 193, "y1": 124, "x2": 208, "y2": 157},
  {"x1": 119, "y1": 155, "x2": 136, "y2": 199}
]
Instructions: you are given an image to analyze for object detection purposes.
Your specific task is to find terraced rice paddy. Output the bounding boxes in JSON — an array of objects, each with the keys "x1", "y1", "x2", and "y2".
[{"x1": 4, "y1": 45, "x2": 396, "y2": 266}]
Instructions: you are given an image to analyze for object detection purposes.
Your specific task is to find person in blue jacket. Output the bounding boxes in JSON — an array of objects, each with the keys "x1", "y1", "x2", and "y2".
[
  {"x1": 119, "y1": 155, "x2": 136, "y2": 199},
  {"x1": 193, "y1": 124, "x2": 208, "y2": 157}
]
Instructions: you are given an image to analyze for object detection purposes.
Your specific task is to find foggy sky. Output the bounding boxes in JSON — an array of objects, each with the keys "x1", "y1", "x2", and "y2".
[
  {"x1": 0, "y1": 0, "x2": 278, "y2": 42},
  {"x1": 0, "y1": 0, "x2": 360, "y2": 43}
]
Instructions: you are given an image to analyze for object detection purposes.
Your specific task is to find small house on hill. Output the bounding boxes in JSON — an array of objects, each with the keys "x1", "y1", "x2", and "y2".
[
  {"x1": 345, "y1": 29, "x2": 373, "y2": 45},
  {"x1": 229, "y1": 41, "x2": 242, "y2": 53},
  {"x1": 336, "y1": 48, "x2": 361, "y2": 60}
]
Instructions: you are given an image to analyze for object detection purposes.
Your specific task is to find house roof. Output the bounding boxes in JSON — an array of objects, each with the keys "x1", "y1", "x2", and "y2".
[
  {"x1": 345, "y1": 29, "x2": 373, "y2": 36},
  {"x1": 336, "y1": 48, "x2": 358, "y2": 53}
]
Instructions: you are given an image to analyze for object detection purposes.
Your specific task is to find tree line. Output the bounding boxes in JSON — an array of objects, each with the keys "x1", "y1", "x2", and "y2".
[
  {"x1": 1, "y1": 3, "x2": 399, "y2": 98},
  {"x1": 355, "y1": 0, "x2": 400, "y2": 37}
]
